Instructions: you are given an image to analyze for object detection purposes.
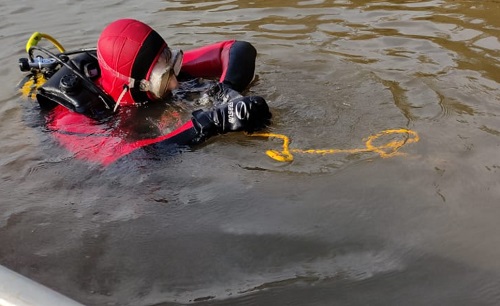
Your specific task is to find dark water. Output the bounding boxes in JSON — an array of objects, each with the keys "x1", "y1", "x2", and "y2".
[{"x1": 1, "y1": 0, "x2": 500, "y2": 305}]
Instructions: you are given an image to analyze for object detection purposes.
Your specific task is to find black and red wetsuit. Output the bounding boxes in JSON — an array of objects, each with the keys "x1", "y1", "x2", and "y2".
[{"x1": 43, "y1": 40, "x2": 260, "y2": 166}]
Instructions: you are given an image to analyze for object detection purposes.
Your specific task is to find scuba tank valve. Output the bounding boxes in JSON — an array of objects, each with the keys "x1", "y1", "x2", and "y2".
[
  {"x1": 19, "y1": 32, "x2": 66, "y2": 75},
  {"x1": 18, "y1": 56, "x2": 58, "y2": 72}
]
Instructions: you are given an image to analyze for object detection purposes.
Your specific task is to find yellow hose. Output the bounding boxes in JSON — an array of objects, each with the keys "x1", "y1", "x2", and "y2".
[{"x1": 26, "y1": 32, "x2": 65, "y2": 54}]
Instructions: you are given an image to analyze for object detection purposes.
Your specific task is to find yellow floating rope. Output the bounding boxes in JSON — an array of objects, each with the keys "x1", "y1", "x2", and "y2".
[{"x1": 251, "y1": 128, "x2": 419, "y2": 162}]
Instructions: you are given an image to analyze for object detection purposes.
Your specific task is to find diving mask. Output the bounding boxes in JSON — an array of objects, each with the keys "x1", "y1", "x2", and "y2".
[{"x1": 142, "y1": 48, "x2": 183, "y2": 99}]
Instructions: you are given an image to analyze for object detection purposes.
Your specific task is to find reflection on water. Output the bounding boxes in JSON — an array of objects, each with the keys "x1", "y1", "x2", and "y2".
[
  {"x1": 1, "y1": 0, "x2": 500, "y2": 305},
  {"x1": 162, "y1": 0, "x2": 499, "y2": 122}
]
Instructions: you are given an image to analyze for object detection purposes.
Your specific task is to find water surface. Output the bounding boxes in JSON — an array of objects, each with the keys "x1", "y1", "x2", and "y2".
[{"x1": 1, "y1": 0, "x2": 500, "y2": 305}]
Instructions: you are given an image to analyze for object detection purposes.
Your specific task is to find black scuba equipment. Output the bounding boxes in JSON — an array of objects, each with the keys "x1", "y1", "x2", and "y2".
[
  {"x1": 35, "y1": 50, "x2": 115, "y2": 118},
  {"x1": 19, "y1": 34, "x2": 116, "y2": 119}
]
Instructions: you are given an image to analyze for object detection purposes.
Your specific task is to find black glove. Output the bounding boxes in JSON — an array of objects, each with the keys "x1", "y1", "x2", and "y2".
[
  {"x1": 192, "y1": 95, "x2": 272, "y2": 140},
  {"x1": 199, "y1": 82, "x2": 242, "y2": 106}
]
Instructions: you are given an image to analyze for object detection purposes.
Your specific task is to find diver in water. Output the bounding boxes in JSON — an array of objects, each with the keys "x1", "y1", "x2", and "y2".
[{"x1": 21, "y1": 18, "x2": 271, "y2": 165}]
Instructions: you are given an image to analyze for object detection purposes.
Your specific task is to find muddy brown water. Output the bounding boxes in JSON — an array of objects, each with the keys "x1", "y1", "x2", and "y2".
[{"x1": 1, "y1": 0, "x2": 500, "y2": 305}]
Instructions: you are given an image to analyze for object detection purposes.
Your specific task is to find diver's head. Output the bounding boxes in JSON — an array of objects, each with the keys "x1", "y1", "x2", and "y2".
[{"x1": 97, "y1": 18, "x2": 183, "y2": 105}]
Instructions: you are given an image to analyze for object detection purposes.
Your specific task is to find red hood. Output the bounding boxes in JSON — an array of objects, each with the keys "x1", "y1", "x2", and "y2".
[{"x1": 97, "y1": 18, "x2": 167, "y2": 105}]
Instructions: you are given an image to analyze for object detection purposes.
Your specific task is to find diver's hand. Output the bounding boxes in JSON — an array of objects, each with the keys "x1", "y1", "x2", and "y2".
[
  {"x1": 199, "y1": 82, "x2": 242, "y2": 105},
  {"x1": 192, "y1": 95, "x2": 272, "y2": 138}
]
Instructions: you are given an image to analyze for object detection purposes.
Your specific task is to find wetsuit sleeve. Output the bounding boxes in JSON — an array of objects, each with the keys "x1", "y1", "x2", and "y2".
[
  {"x1": 153, "y1": 94, "x2": 272, "y2": 150},
  {"x1": 181, "y1": 40, "x2": 257, "y2": 92}
]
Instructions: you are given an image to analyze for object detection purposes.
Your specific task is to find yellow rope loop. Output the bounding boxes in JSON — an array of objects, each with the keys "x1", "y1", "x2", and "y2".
[
  {"x1": 364, "y1": 129, "x2": 419, "y2": 158},
  {"x1": 252, "y1": 133, "x2": 294, "y2": 162},
  {"x1": 251, "y1": 128, "x2": 419, "y2": 162}
]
